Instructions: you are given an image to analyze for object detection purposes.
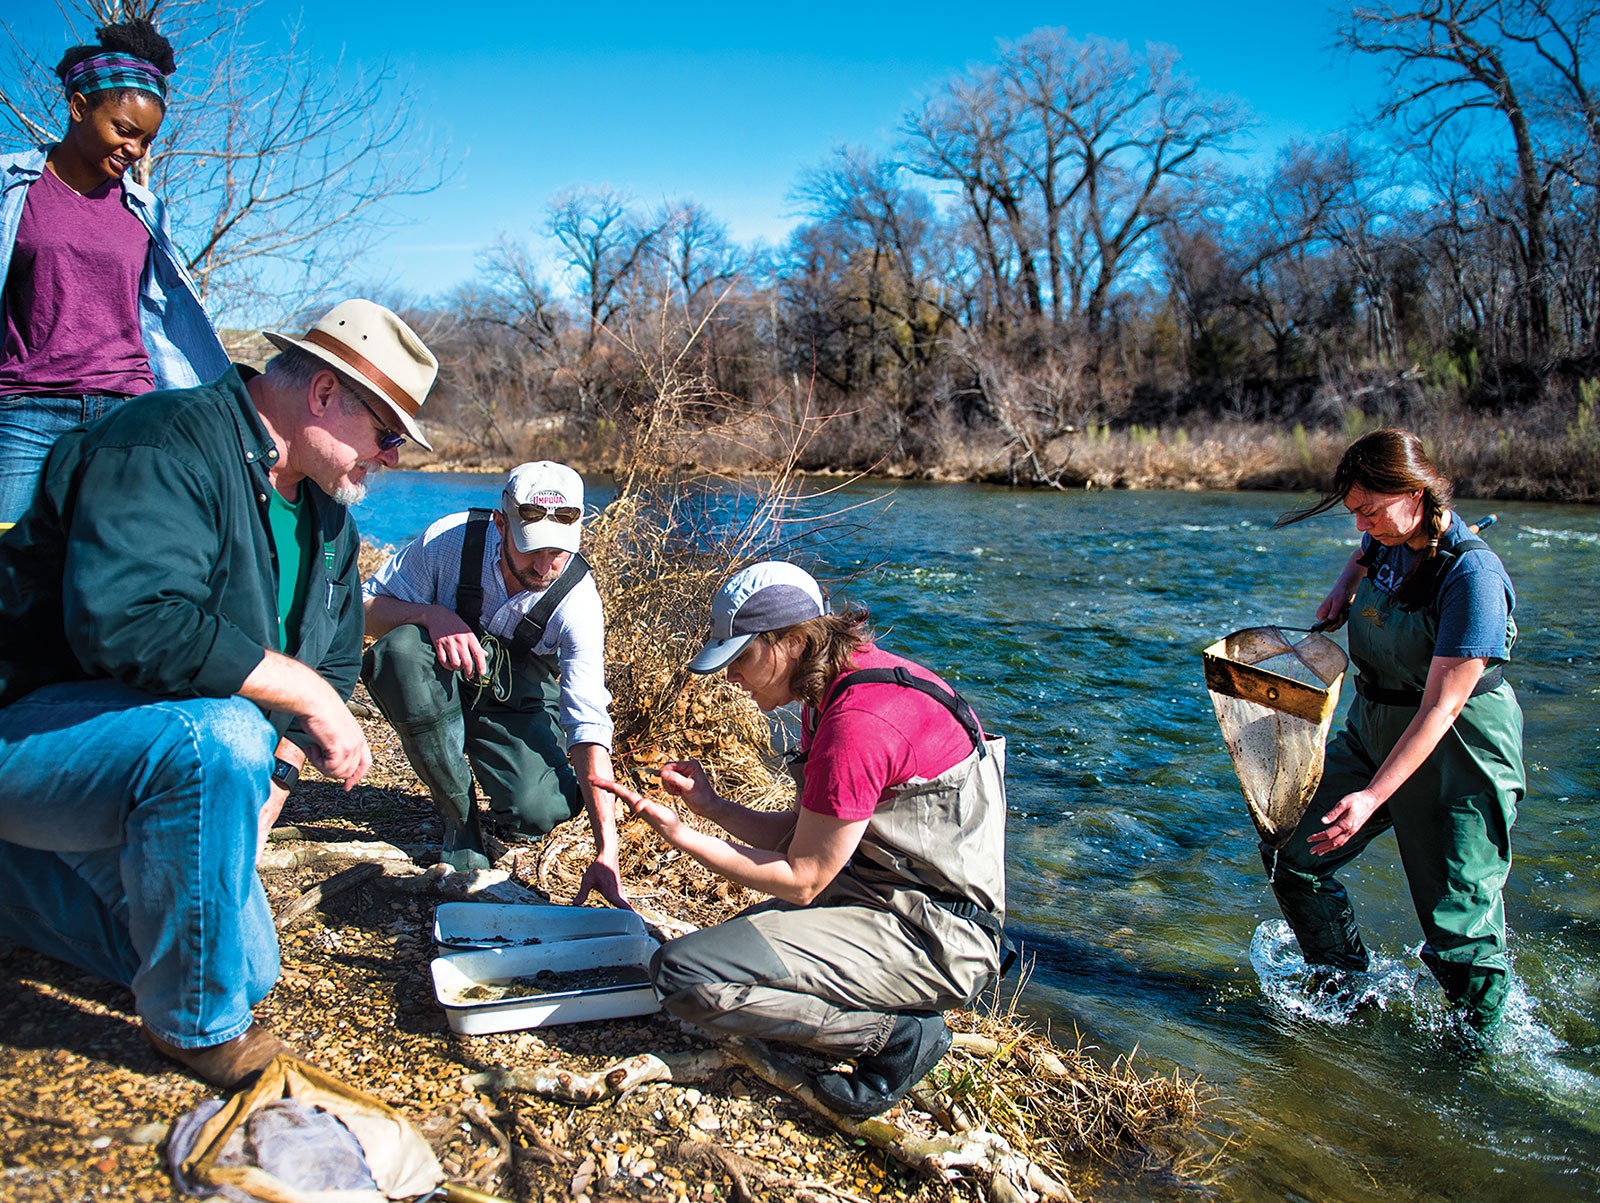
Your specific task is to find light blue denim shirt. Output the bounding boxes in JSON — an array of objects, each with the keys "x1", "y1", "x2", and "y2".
[{"x1": 0, "y1": 145, "x2": 229, "y2": 390}]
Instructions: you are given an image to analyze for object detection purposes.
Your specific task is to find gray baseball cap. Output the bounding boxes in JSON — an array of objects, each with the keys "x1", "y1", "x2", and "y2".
[{"x1": 689, "y1": 561, "x2": 828, "y2": 674}]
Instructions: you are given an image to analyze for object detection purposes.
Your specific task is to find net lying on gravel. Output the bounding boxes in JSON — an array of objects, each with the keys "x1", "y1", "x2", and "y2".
[{"x1": 1202, "y1": 626, "x2": 1348, "y2": 848}]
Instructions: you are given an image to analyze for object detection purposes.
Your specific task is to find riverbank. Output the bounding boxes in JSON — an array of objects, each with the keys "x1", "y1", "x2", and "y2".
[
  {"x1": 407, "y1": 411, "x2": 1600, "y2": 503},
  {"x1": 0, "y1": 519, "x2": 1208, "y2": 1203},
  {"x1": 0, "y1": 688, "x2": 1203, "y2": 1203}
]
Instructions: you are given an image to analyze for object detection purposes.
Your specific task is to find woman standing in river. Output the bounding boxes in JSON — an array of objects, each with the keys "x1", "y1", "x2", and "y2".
[
  {"x1": 595, "y1": 561, "x2": 1009, "y2": 1116},
  {"x1": 0, "y1": 17, "x2": 227, "y2": 525},
  {"x1": 1270, "y1": 429, "x2": 1525, "y2": 1030}
]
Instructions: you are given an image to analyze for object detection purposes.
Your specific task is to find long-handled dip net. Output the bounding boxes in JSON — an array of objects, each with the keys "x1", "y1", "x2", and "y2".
[{"x1": 1202, "y1": 626, "x2": 1348, "y2": 850}]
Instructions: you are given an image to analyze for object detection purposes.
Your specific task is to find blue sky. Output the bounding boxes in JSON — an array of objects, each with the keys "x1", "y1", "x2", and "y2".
[{"x1": 9, "y1": 1, "x2": 1384, "y2": 305}]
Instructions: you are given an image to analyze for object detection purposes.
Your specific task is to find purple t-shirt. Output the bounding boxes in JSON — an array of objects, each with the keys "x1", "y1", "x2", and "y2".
[{"x1": 0, "y1": 166, "x2": 155, "y2": 398}]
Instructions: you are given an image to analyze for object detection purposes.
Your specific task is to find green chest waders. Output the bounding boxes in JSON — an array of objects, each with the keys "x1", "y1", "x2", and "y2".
[
  {"x1": 360, "y1": 514, "x2": 587, "y2": 867},
  {"x1": 1265, "y1": 571, "x2": 1525, "y2": 1026}
]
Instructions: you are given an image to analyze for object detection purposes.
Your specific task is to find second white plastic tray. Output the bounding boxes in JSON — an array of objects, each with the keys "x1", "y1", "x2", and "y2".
[{"x1": 431, "y1": 932, "x2": 661, "y2": 1034}]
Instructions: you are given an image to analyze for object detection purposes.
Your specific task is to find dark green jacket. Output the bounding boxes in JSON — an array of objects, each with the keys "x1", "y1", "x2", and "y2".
[{"x1": 0, "y1": 366, "x2": 363, "y2": 753}]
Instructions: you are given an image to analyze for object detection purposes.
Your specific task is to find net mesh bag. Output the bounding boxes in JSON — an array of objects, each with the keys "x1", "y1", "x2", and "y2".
[{"x1": 1202, "y1": 626, "x2": 1348, "y2": 848}]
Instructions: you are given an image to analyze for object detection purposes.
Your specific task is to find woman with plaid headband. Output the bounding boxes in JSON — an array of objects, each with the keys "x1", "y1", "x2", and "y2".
[{"x1": 0, "y1": 18, "x2": 227, "y2": 525}]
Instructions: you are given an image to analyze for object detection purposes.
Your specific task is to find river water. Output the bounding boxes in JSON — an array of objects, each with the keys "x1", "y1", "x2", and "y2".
[{"x1": 354, "y1": 472, "x2": 1600, "y2": 1202}]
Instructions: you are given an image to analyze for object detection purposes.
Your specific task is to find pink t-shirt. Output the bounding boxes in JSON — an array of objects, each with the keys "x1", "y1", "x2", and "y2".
[
  {"x1": 799, "y1": 645, "x2": 983, "y2": 821},
  {"x1": 0, "y1": 167, "x2": 154, "y2": 398}
]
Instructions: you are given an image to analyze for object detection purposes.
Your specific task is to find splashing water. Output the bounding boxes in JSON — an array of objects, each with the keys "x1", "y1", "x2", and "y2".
[
  {"x1": 1248, "y1": 920, "x2": 1430, "y2": 1025},
  {"x1": 1251, "y1": 919, "x2": 1600, "y2": 1132}
]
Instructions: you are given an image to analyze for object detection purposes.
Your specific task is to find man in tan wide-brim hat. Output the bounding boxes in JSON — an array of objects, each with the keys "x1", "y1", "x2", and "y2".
[
  {"x1": 0, "y1": 297, "x2": 437, "y2": 1091},
  {"x1": 264, "y1": 298, "x2": 437, "y2": 451}
]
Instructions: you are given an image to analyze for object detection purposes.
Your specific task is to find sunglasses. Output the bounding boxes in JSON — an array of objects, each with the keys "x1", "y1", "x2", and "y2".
[
  {"x1": 349, "y1": 390, "x2": 407, "y2": 451},
  {"x1": 507, "y1": 499, "x2": 582, "y2": 525}
]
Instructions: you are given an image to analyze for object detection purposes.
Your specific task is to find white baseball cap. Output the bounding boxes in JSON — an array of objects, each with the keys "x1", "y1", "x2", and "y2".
[
  {"x1": 690, "y1": 561, "x2": 828, "y2": 674},
  {"x1": 502, "y1": 461, "x2": 584, "y2": 554}
]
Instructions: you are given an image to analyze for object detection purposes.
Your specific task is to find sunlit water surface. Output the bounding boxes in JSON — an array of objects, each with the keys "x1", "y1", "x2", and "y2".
[{"x1": 355, "y1": 474, "x2": 1600, "y2": 1202}]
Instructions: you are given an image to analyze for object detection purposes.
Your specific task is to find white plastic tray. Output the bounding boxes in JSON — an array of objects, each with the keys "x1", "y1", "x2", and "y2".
[
  {"x1": 431, "y1": 932, "x2": 661, "y2": 1035},
  {"x1": 432, "y1": 902, "x2": 646, "y2": 952}
]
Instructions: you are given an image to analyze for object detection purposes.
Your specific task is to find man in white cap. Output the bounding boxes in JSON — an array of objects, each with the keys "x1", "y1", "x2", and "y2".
[
  {"x1": 0, "y1": 299, "x2": 438, "y2": 1089},
  {"x1": 360, "y1": 461, "x2": 625, "y2": 904}
]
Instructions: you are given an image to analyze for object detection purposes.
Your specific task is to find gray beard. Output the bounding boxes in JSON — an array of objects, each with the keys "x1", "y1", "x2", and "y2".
[{"x1": 332, "y1": 481, "x2": 368, "y2": 507}]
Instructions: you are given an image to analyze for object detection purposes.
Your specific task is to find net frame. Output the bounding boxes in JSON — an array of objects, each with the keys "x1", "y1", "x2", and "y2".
[{"x1": 1202, "y1": 626, "x2": 1348, "y2": 848}]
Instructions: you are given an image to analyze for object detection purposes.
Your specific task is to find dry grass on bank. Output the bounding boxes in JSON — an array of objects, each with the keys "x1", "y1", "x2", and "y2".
[{"x1": 408, "y1": 371, "x2": 1600, "y2": 502}]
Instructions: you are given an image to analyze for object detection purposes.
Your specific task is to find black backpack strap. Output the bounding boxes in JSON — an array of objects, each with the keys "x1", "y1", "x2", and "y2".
[
  {"x1": 454, "y1": 509, "x2": 493, "y2": 636},
  {"x1": 507, "y1": 553, "x2": 592, "y2": 661},
  {"x1": 820, "y1": 666, "x2": 985, "y2": 755}
]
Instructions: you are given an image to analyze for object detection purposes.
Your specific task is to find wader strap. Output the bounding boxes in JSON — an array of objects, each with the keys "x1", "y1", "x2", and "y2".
[
  {"x1": 817, "y1": 667, "x2": 985, "y2": 756},
  {"x1": 454, "y1": 509, "x2": 493, "y2": 637},
  {"x1": 1392, "y1": 536, "x2": 1490, "y2": 613},
  {"x1": 819, "y1": 665, "x2": 1011, "y2": 973},
  {"x1": 928, "y1": 895, "x2": 1018, "y2": 978},
  {"x1": 1354, "y1": 666, "x2": 1503, "y2": 707},
  {"x1": 506, "y1": 553, "x2": 591, "y2": 663},
  {"x1": 850, "y1": 843, "x2": 1016, "y2": 977}
]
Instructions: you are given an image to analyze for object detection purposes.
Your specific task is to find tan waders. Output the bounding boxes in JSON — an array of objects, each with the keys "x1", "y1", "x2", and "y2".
[
  {"x1": 1266, "y1": 572, "x2": 1524, "y2": 1028},
  {"x1": 651, "y1": 672, "x2": 1007, "y2": 1114}
]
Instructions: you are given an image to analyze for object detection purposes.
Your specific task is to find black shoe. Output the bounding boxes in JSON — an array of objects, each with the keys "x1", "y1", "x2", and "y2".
[{"x1": 813, "y1": 1014, "x2": 953, "y2": 1117}]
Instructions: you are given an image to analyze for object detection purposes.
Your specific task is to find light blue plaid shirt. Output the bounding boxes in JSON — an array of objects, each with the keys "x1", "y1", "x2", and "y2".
[{"x1": 0, "y1": 146, "x2": 229, "y2": 391}]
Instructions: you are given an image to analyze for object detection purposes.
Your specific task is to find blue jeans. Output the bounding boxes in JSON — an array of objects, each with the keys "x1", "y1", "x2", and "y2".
[
  {"x1": 0, "y1": 681, "x2": 279, "y2": 1048},
  {"x1": 0, "y1": 393, "x2": 130, "y2": 525}
]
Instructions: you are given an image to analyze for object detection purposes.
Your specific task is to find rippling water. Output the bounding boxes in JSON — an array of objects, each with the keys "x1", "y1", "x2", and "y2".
[{"x1": 355, "y1": 473, "x2": 1600, "y2": 1202}]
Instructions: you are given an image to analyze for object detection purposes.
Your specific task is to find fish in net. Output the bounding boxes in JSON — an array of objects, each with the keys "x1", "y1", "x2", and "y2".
[{"x1": 1202, "y1": 626, "x2": 1348, "y2": 849}]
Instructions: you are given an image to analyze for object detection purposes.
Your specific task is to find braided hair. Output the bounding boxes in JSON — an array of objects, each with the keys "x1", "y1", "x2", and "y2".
[{"x1": 1277, "y1": 428, "x2": 1454, "y2": 557}]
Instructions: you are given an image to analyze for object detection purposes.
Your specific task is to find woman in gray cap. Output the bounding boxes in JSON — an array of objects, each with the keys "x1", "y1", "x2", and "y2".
[{"x1": 595, "y1": 560, "x2": 1008, "y2": 1117}]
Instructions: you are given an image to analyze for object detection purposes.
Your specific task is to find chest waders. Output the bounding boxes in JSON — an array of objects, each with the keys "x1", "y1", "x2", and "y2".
[
  {"x1": 1265, "y1": 540, "x2": 1525, "y2": 1027},
  {"x1": 649, "y1": 669, "x2": 1010, "y2": 1058},
  {"x1": 359, "y1": 511, "x2": 591, "y2": 868}
]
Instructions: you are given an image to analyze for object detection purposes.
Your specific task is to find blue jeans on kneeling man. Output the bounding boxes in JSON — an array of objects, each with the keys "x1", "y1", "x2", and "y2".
[{"x1": 0, "y1": 681, "x2": 280, "y2": 1049}]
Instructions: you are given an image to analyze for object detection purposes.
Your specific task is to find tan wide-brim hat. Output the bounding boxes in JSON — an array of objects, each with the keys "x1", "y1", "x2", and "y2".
[{"x1": 264, "y1": 299, "x2": 438, "y2": 451}]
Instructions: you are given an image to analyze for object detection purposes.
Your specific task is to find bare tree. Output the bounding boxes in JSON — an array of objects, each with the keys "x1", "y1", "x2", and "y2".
[
  {"x1": 905, "y1": 73, "x2": 1040, "y2": 326},
  {"x1": 1021, "y1": 35, "x2": 1244, "y2": 349},
  {"x1": 791, "y1": 147, "x2": 952, "y2": 392},
  {"x1": 2, "y1": 0, "x2": 450, "y2": 324},
  {"x1": 1338, "y1": 0, "x2": 1594, "y2": 359},
  {"x1": 908, "y1": 30, "x2": 1245, "y2": 373},
  {"x1": 546, "y1": 186, "x2": 665, "y2": 352},
  {"x1": 474, "y1": 235, "x2": 565, "y2": 354}
]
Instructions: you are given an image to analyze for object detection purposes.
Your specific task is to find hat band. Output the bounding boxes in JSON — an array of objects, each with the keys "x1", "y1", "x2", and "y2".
[{"x1": 304, "y1": 329, "x2": 420, "y2": 417}]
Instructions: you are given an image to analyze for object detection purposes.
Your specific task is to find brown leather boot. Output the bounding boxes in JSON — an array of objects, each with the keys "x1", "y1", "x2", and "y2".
[{"x1": 141, "y1": 1021, "x2": 292, "y2": 1089}]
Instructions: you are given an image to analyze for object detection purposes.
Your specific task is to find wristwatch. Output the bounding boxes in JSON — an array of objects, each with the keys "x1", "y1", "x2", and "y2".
[{"x1": 271, "y1": 757, "x2": 301, "y2": 791}]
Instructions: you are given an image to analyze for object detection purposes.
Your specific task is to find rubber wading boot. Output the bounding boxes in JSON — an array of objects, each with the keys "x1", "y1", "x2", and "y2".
[
  {"x1": 382, "y1": 710, "x2": 490, "y2": 872},
  {"x1": 813, "y1": 1014, "x2": 953, "y2": 1118},
  {"x1": 438, "y1": 783, "x2": 491, "y2": 873}
]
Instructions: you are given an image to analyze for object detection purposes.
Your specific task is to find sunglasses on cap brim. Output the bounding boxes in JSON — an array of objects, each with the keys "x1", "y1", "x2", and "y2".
[{"x1": 509, "y1": 501, "x2": 582, "y2": 525}]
